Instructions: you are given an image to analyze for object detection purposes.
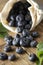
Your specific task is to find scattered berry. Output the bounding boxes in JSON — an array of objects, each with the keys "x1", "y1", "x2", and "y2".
[
  {"x1": 30, "y1": 40, "x2": 38, "y2": 47},
  {"x1": 29, "y1": 53, "x2": 38, "y2": 62},
  {"x1": 31, "y1": 32, "x2": 39, "y2": 38},
  {"x1": 4, "y1": 46, "x2": 12, "y2": 52},
  {"x1": 8, "y1": 54, "x2": 16, "y2": 61},
  {"x1": 0, "y1": 53, "x2": 8, "y2": 60},
  {"x1": 16, "y1": 47, "x2": 24, "y2": 54}
]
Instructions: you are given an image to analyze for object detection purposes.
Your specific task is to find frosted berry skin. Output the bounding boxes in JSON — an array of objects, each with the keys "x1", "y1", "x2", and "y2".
[
  {"x1": 26, "y1": 35, "x2": 33, "y2": 42},
  {"x1": 31, "y1": 32, "x2": 39, "y2": 38},
  {"x1": 22, "y1": 29, "x2": 30, "y2": 37},
  {"x1": 4, "y1": 36, "x2": 13, "y2": 46},
  {"x1": 16, "y1": 47, "x2": 24, "y2": 54},
  {"x1": 25, "y1": 24, "x2": 31, "y2": 30},
  {"x1": 20, "y1": 37, "x2": 30, "y2": 47},
  {"x1": 0, "y1": 53, "x2": 8, "y2": 60},
  {"x1": 16, "y1": 27, "x2": 23, "y2": 33},
  {"x1": 12, "y1": 34, "x2": 20, "y2": 46},
  {"x1": 30, "y1": 40, "x2": 38, "y2": 47},
  {"x1": 8, "y1": 54, "x2": 16, "y2": 61},
  {"x1": 29, "y1": 53, "x2": 38, "y2": 62},
  {"x1": 4, "y1": 36, "x2": 13, "y2": 41},
  {"x1": 4, "y1": 46, "x2": 12, "y2": 52},
  {"x1": 12, "y1": 38, "x2": 20, "y2": 46},
  {"x1": 16, "y1": 14, "x2": 24, "y2": 22}
]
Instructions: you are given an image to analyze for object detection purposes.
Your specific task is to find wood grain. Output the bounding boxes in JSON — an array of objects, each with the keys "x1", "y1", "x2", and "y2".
[{"x1": 0, "y1": 0, "x2": 43, "y2": 65}]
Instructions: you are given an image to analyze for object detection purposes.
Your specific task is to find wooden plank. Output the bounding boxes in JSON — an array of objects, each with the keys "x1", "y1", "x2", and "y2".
[{"x1": 0, "y1": 0, "x2": 43, "y2": 65}]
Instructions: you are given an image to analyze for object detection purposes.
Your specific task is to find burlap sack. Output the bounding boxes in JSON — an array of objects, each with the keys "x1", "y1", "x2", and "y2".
[{"x1": 0, "y1": 0, "x2": 43, "y2": 33}]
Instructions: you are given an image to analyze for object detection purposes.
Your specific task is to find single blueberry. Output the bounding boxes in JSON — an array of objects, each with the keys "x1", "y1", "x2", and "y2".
[
  {"x1": 9, "y1": 20, "x2": 16, "y2": 27},
  {"x1": 0, "y1": 53, "x2": 8, "y2": 60},
  {"x1": 4, "y1": 35, "x2": 13, "y2": 46},
  {"x1": 7, "y1": 9, "x2": 14, "y2": 22},
  {"x1": 20, "y1": 37, "x2": 30, "y2": 47},
  {"x1": 4, "y1": 35, "x2": 13, "y2": 41},
  {"x1": 12, "y1": 34, "x2": 20, "y2": 46},
  {"x1": 8, "y1": 54, "x2": 16, "y2": 61},
  {"x1": 16, "y1": 14, "x2": 24, "y2": 22},
  {"x1": 16, "y1": 47, "x2": 24, "y2": 54},
  {"x1": 17, "y1": 20, "x2": 26, "y2": 27},
  {"x1": 19, "y1": 9, "x2": 27, "y2": 15},
  {"x1": 15, "y1": 34, "x2": 20, "y2": 38},
  {"x1": 26, "y1": 35, "x2": 33, "y2": 42},
  {"x1": 25, "y1": 24, "x2": 31, "y2": 30},
  {"x1": 25, "y1": 14, "x2": 31, "y2": 22},
  {"x1": 16, "y1": 27, "x2": 23, "y2": 33},
  {"x1": 30, "y1": 40, "x2": 38, "y2": 47},
  {"x1": 4, "y1": 46, "x2": 12, "y2": 52},
  {"x1": 22, "y1": 29, "x2": 30, "y2": 37},
  {"x1": 12, "y1": 37, "x2": 20, "y2": 46},
  {"x1": 10, "y1": 15, "x2": 15, "y2": 21},
  {"x1": 29, "y1": 53, "x2": 38, "y2": 62},
  {"x1": 31, "y1": 32, "x2": 39, "y2": 38}
]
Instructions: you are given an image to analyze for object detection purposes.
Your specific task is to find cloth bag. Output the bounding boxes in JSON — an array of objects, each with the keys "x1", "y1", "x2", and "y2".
[{"x1": 0, "y1": 0, "x2": 43, "y2": 33}]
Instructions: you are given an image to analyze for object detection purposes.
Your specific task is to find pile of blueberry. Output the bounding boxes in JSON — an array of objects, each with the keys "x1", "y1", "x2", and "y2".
[
  {"x1": 0, "y1": 31, "x2": 39, "y2": 62},
  {"x1": 7, "y1": 1, "x2": 32, "y2": 32},
  {"x1": 0, "y1": 1, "x2": 39, "y2": 63}
]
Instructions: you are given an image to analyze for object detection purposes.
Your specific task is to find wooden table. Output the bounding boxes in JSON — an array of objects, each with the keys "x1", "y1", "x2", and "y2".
[{"x1": 0, "y1": 0, "x2": 43, "y2": 65}]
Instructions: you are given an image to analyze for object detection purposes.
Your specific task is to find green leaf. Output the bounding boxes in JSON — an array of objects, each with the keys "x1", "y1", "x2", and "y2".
[
  {"x1": 40, "y1": 57, "x2": 43, "y2": 65},
  {"x1": 36, "y1": 42, "x2": 43, "y2": 65},
  {"x1": 36, "y1": 59, "x2": 43, "y2": 65},
  {"x1": 0, "y1": 23, "x2": 8, "y2": 38},
  {"x1": 36, "y1": 60, "x2": 40, "y2": 65},
  {"x1": 0, "y1": 23, "x2": 7, "y2": 32},
  {"x1": 37, "y1": 42, "x2": 43, "y2": 50},
  {"x1": 37, "y1": 48, "x2": 43, "y2": 59}
]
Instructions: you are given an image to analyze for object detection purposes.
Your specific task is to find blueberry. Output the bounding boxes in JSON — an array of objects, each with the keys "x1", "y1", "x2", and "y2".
[
  {"x1": 29, "y1": 20, "x2": 32, "y2": 27},
  {"x1": 25, "y1": 24, "x2": 31, "y2": 30},
  {"x1": 18, "y1": 20, "x2": 26, "y2": 27},
  {"x1": 16, "y1": 27, "x2": 23, "y2": 33},
  {"x1": 12, "y1": 35, "x2": 20, "y2": 46},
  {"x1": 22, "y1": 29, "x2": 30, "y2": 37},
  {"x1": 4, "y1": 36, "x2": 13, "y2": 46},
  {"x1": 31, "y1": 32, "x2": 39, "y2": 38},
  {"x1": 15, "y1": 34, "x2": 20, "y2": 38},
  {"x1": 0, "y1": 53, "x2": 8, "y2": 60},
  {"x1": 16, "y1": 14, "x2": 24, "y2": 22},
  {"x1": 29, "y1": 53, "x2": 38, "y2": 62},
  {"x1": 20, "y1": 37, "x2": 30, "y2": 47},
  {"x1": 6, "y1": 40, "x2": 13, "y2": 46},
  {"x1": 12, "y1": 39, "x2": 20, "y2": 46},
  {"x1": 4, "y1": 46, "x2": 12, "y2": 52},
  {"x1": 19, "y1": 9, "x2": 26, "y2": 15},
  {"x1": 4, "y1": 35, "x2": 13, "y2": 41},
  {"x1": 7, "y1": 9, "x2": 14, "y2": 22},
  {"x1": 10, "y1": 15, "x2": 15, "y2": 21},
  {"x1": 8, "y1": 54, "x2": 16, "y2": 61},
  {"x1": 30, "y1": 40, "x2": 38, "y2": 47},
  {"x1": 26, "y1": 35, "x2": 33, "y2": 42},
  {"x1": 16, "y1": 47, "x2": 24, "y2": 54},
  {"x1": 9, "y1": 20, "x2": 16, "y2": 27},
  {"x1": 25, "y1": 14, "x2": 31, "y2": 22},
  {"x1": 17, "y1": 21, "x2": 23, "y2": 27}
]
